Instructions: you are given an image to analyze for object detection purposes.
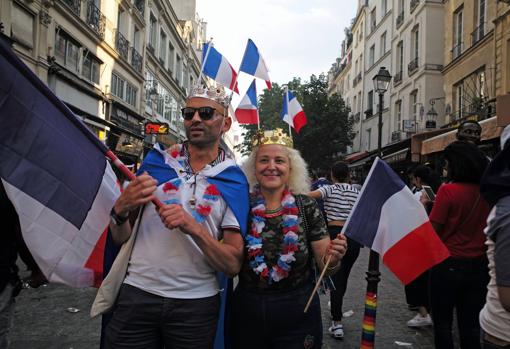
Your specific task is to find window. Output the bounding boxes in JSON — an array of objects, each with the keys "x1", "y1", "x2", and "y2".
[
  {"x1": 367, "y1": 90, "x2": 374, "y2": 116},
  {"x1": 397, "y1": 41, "x2": 404, "y2": 73},
  {"x1": 366, "y1": 128, "x2": 372, "y2": 150},
  {"x1": 176, "y1": 54, "x2": 182, "y2": 83},
  {"x1": 111, "y1": 73, "x2": 125, "y2": 99},
  {"x1": 395, "y1": 100, "x2": 402, "y2": 131},
  {"x1": 382, "y1": 0, "x2": 387, "y2": 15},
  {"x1": 455, "y1": 83, "x2": 464, "y2": 117},
  {"x1": 380, "y1": 32, "x2": 387, "y2": 56},
  {"x1": 370, "y1": 8, "x2": 377, "y2": 32},
  {"x1": 133, "y1": 26, "x2": 141, "y2": 52},
  {"x1": 148, "y1": 13, "x2": 157, "y2": 49},
  {"x1": 82, "y1": 51, "x2": 100, "y2": 84},
  {"x1": 453, "y1": 7, "x2": 463, "y2": 57},
  {"x1": 477, "y1": 0, "x2": 486, "y2": 32},
  {"x1": 398, "y1": 0, "x2": 404, "y2": 14},
  {"x1": 353, "y1": 95, "x2": 357, "y2": 113},
  {"x1": 11, "y1": 3, "x2": 34, "y2": 49},
  {"x1": 478, "y1": 70, "x2": 486, "y2": 98},
  {"x1": 412, "y1": 27, "x2": 419, "y2": 60},
  {"x1": 159, "y1": 30, "x2": 167, "y2": 64},
  {"x1": 168, "y1": 42, "x2": 175, "y2": 72},
  {"x1": 112, "y1": 72, "x2": 137, "y2": 107},
  {"x1": 369, "y1": 45, "x2": 375, "y2": 67},
  {"x1": 410, "y1": 90, "x2": 418, "y2": 131},
  {"x1": 55, "y1": 31, "x2": 80, "y2": 72}
]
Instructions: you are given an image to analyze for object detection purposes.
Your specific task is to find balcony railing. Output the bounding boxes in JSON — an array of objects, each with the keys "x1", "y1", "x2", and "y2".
[
  {"x1": 396, "y1": 12, "x2": 404, "y2": 28},
  {"x1": 471, "y1": 23, "x2": 485, "y2": 46},
  {"x1": 353, "y1": 112, "x2": 361, "y2": 123},
  {"x1": 60, "y1": 0, "x2": 81, "y2": 16},
  {"x1": 408, "y1": 57, "x2": 419, "y2": 75},
  {"x1": 424, "y1": 63, "x2": 443, "y2": 71},
  {"x1": 86, "y1": 0, "x2": 105, "y2": 39},
  {"x1": 364, "y1": 109, "x2": 373, "y2": 118},
  {"x1": 146, "y1": 43, "x2": 155, "y2": 55},
  {"x1": 353, "y1": 72, "x2": 362, "y2": 87},
  {"x1": 131, "y1": 47, "x2": 143, "y2": 74},
  {"x1": 134, "y1": 0, "x2": 144, "y2": 17},
  {"x1": 115, "y1": 30, "x2": 129, "y2": 61},
  {"x1": 451, "y1": 42, "x2": 463, "y2": 60},
  {"x1": 410, "y1": 0, "x2": 420, "y2": 13},
  {"x1": 393, "y1": 71, "x2": 403, "y2": 86}
]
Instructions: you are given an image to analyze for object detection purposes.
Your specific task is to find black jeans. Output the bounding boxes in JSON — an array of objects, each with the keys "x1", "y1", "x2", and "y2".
[
  {"x1": 105, "y1": 284, "x2": 220, "y2": 349},
  {"x1": 231, "y1": 283, "x2": 322, "y2": 349},
  {"x1": 430, "y1": 257, "x2": 489, "y2": 349},
  {"x1": 328, "y1": 226, "x2": 361, "y2": 321}
]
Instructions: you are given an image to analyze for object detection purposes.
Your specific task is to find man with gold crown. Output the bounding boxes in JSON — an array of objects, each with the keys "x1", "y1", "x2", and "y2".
[{"x1": 91, "y1": 84, "x2": 249, "y2": 349}]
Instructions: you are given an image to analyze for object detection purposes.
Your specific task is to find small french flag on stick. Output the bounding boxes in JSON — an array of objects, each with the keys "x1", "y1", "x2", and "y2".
[
  {"x1": 344, "y1": 158, "x2": 450, "y2": 285},
  {"x1": 239, "y1": 39, "x2": 272, "y2": 90},
  {"x1": 281, "y1": 89, "x2": 307, "y2": 133},
  {"x1": 201, "y1": 42, "x2": 239, "y2": 93},
  {"x1": 235, "y1": 79, "x2": 259, "y2": 125}
]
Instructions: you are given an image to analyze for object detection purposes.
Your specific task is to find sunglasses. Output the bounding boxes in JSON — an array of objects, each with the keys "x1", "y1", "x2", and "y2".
[{"x1": 181, "y1": 107, "x2": 219, "y2": 121}]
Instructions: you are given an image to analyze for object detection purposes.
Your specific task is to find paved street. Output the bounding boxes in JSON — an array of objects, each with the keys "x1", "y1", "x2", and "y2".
[{"x1": 10, "y1": 249, "x2": 435, "y2": 348}]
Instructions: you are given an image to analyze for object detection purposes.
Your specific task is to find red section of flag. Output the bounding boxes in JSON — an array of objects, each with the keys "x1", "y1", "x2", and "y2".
[
  {"x1": 83, "y1": 226, "x2": 108, "y2": 288},
  {"x1": 293, "y1": 111, "x2": 307, "y2": 133},
  {"x1": 235, "y1": 108, "x2": 259, "y2": 124},
  {"x1": 382, "y1": 221, "x2": 450, "y2": 285}
]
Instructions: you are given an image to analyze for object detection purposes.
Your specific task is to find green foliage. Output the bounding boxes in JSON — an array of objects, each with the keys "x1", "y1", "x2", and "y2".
[{"x1": 236, "y1": 74, "x2": 353, "y2": 174}]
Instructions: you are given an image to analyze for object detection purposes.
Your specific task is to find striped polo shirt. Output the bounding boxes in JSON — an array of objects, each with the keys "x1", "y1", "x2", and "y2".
[{"x1": 318, "y1": 183, "x2": 360, "y2": 222}]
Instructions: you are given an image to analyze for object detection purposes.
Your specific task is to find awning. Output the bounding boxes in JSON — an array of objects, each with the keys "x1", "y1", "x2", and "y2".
[
  {"x1": 421, "y1": 116, "x2": 501, "y2": 155},
  {"x1": 344, "y1": 151, "x2": 370, "y2": 163},
  {"x1": 382, "y1": 147, "x2": 409, "y2": 164}
]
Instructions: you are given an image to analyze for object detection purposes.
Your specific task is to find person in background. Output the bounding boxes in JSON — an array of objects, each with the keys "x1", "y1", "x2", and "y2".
[
  {"x1": 309, "y1": 161, "x2": 360, "y2": 339},
  {"x1": 479, "y1": 125, "x2": 510, "y2": 349},
  {"x1": 232, "y1": 129, "x2": 347, "y2": 349},
  {"x1": 311, "y1": 169, "x2": 331, "y2": 223},
  {"x1": 456, "y1": 120, "x2": 482, "y2": 145},
  {"x1": 428, "y1": 141, "x2": 490, "y2": 349}
]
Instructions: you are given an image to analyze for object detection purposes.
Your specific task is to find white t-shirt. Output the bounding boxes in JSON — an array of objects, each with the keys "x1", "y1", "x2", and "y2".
[
  {"x1": 124, "y1": 158, "x2": 240, "y2": 299},
  {"x1": 318, "y1": 183, "x2": 359, "y2": 222}
]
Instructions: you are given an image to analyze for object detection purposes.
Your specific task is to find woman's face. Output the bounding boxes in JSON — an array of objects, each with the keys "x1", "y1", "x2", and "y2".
[{"x1": 255, "y1": 144, "x2": 291, "y2": 192}]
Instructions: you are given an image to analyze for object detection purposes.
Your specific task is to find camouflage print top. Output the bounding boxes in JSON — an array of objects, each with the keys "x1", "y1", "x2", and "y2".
[{"x1": 238, "y1": 194, "x2": 328, "y2": 292}]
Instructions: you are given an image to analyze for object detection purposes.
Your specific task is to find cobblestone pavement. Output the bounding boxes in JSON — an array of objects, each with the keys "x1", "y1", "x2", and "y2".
[{"x1": 9, "y1": 249, "x2": 437, "y2": 348}]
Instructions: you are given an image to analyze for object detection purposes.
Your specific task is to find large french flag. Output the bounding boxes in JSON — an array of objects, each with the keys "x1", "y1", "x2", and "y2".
[
  {"x1": 281, "y1": 90, "x2": 307, "y2": 133},
  {"x1": 202, "y1": 43, "x2": 239, "y2": 93},
  {"x1": 344, "y1": 158, "x2": 449, "y2": 284},
  {"x1": 0, "y1": 37, "x2": 120, "y2": 287},
  {"x1": 239, "y1": 39, "x2": 272, "y2": 90},
  {"x1": 234, "y1": 79, "x2": 259, "y2": 124}
]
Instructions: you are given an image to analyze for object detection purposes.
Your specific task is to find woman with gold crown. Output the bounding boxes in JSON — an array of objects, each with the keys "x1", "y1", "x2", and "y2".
[{"x1": 231, "y1": 128, "x2": 347, "y2": 349}]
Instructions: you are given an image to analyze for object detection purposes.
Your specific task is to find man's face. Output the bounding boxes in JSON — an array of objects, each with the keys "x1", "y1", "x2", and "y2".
[
  {"x1": 457, "y1": 123, "x2": 481, "y2": 144},
  {"x1": 182, "y1": 97, "x2": 231, "y2": 148}
]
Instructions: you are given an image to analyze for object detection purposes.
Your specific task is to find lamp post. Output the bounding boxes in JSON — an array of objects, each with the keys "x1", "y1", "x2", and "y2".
[{"x1": 360, "y1": 67, "x2": 391, "y2": 349}]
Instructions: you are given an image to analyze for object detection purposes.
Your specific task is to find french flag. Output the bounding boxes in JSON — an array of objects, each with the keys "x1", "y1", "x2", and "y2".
[
  {"x1": 202, "y1": 43, "x2": 239, "y2": 93},
  {"x1": 281, "y1": 89, "x2": 307, "y2": 133},
  {"x1": 0, "y1": 37, "x2": 120, "y2": 287},
  {"x1": 234, "y1": 79, "x2": 259, "y2": 125},
  {"x1": 344, "y1": 158, "x2": 449, "y2": 285},
  {"x1": 239, "y1": 39, "x2": 272, "y2": 90}
]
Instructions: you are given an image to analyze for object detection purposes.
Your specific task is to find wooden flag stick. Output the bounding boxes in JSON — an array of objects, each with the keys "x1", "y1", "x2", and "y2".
[{"x1": 304, "y1": 254, "x2": 333, "y2": 313}]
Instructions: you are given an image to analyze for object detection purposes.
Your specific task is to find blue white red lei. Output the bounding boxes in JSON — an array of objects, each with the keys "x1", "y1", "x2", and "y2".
[{"x1": 246, "y1": 188, "x2": 299, "y2": 283}]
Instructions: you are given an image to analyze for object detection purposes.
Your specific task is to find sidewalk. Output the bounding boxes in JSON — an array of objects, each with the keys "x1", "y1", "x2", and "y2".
[{"x1": 10, "y1": 249, "x2": 436, "y2": 348}]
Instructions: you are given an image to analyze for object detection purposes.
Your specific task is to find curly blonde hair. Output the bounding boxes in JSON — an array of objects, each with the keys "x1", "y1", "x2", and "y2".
[{"x1": 242, "y1": 145, "x2": 311, "y2": 194}]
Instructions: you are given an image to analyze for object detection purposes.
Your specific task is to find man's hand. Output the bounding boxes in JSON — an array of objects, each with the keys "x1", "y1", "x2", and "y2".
[
  {"x1": 158, "y1": 204, "x2": 200, "y2": 235},
  {"x1": 114, "y1": 173, "x2": 157, "y2": 215}
]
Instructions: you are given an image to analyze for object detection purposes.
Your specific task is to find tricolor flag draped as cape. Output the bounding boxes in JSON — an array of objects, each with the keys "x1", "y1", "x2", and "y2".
[
  {"x1": 235, "y1": 79, "x2": 259, "y2": 125},
  {"x1": 0, "y1": 37, "x2": 120, "y2": 287},
  {"x1": 281, "y1": 89, "x2": 307, "y2": 133},
  {"x1": 344, "y1": 158, "x2": 449, "y2": 284},
  {"x1": 202, "y1": 42, "x2": 239, "y2": 93},
  {"x1": 239, "y1": 39, "x2": 272, "y2": 90}
]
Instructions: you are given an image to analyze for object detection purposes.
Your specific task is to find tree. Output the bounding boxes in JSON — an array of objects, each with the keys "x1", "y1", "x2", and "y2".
[{"x1": 235, "y1": 74, "x2": 353, "y2": 173}]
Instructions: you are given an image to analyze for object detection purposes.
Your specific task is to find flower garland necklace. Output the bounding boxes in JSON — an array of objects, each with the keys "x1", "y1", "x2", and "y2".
[
  {"x1": 246, "y1": 188, "x2": 300, "y2": 283},
  {"x1": 161, "y1": 147, "x2": 220, "y2": 223}
]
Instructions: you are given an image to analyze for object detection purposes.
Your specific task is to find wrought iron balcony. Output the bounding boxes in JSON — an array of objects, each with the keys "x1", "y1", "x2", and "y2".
[
  {"x1": 86, "y1": 0, "x2": 105, "y2": 39},
  {"x1": 131, "y1": 47, "x2": 143, "y2": 74},
  {"x1": 410, "y1": 0, "x2": 420, "y2": 13},
  {"x1": 396, "y1": 12, "x2": 404, "y2": 29},
  {"x1": 393, "y1": 71, "x2": 403, "y2": 86},
  {"x1": 146, "y1": 43, "x2": 155, "y2": 55},
  {"x1": 134, "y1": 0, "x2": 144, "y2": 17},
  {"x1": 451, "y1": 42, "x2": 463, "y2": 60},
  {"x1": 471, "y1": 23, "x2": 485, "y2": 46},
  {"x1": 60, "y1": 0, "x2": 81, "y2": 16},
  {"x1": 115, "y1": 30, "x2": 129, "y2": 61},
  {"x1": 408, "y1": 57, "x2": 419, "y2": 75}
]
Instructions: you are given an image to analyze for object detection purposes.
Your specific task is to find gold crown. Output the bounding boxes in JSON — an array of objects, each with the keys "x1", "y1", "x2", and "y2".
[
  {"x1": 188, "y1": 84, "x2": 232, "y2": 108},
  {"x1": 252, "y1": 128, "x2": 293, "y2": 148}
]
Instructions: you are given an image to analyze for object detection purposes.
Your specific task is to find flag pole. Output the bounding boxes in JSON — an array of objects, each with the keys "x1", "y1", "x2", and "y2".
[
  {"x1": 198, "y1": 38, "x2": 213, "y2": 86},
  {"x1": 284, "y1": 86, "x2": 292, "y2": 136}
]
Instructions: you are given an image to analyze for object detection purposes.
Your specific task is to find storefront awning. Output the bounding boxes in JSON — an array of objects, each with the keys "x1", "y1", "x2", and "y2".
[
  {"x1": 344, "y1": 151, "x2": 370, "y2": 163},
  {"x1": 382, "y1": 147, "x2": 409, "y2": 164},
  {"x1": 421, "y1": 116, "x2": 501, "y2": 155}
]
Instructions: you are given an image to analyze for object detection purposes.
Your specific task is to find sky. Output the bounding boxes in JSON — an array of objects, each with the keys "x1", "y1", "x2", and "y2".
[{"x1": 195, "y1": 0, "x2": 358, "y2": 97}]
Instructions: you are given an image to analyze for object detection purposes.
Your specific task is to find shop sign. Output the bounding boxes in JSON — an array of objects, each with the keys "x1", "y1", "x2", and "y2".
[{"x1": 144, "y1": 122, "x2": 169, "y2": 135}]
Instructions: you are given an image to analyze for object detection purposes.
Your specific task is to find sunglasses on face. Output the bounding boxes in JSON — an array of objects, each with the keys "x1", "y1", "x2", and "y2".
[{"x1": 181, "y1": 107, "x2": 219, "y2": 121}]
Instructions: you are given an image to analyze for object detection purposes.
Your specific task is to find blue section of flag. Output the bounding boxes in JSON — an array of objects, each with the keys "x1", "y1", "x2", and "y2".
[
  {"x1": 246, "y1": 80, "x2": 258, "y2": 107},
  {"x1": 202, "y1": 43, "x2": 223, "y2": 80},
  {"x1": 0, "y1": 36, "x2": 108, "y2": 229},
  {"x1": 280, "y1": 90, "x2": 296, "y2": 119},
  {"x1": 137, "y1": 145, "x2": 178, "y2": 185},
  {"x1": 344, "y1": 159, "x2": 406, "y2": 247},
  {"x1": 239, "y1": 39, "x2": 259, "y2": 75}
]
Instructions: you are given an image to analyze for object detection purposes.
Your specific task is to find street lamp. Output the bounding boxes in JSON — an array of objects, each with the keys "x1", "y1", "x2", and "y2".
[
  {"x1": 362, "y1": 66, "x2": 391, "y2": 349},
  {"x1": 426, "y1": 100, "x2": 439, "y2": 129},
  {"x1": 373, "y1": 67, "x2": 392, "y2": 157}
]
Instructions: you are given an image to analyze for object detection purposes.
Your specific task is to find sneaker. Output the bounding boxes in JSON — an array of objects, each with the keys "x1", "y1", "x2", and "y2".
[
  {"x1": 328, "y1": 323, "x2": 344, "y2": 339},
  {"x1": 406, "y1": 314, "x2": 432, "y2": 327}
]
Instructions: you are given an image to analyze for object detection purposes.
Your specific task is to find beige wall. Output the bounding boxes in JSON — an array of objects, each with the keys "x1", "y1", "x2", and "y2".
[{"x1": 494, "y1": 4, "x2": 510, "y2": 97}]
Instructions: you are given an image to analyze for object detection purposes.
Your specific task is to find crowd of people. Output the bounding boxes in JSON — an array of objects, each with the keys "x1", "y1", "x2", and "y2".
[{"x1": 1, "y1": 85, "x2": 510, "y2": 349}]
